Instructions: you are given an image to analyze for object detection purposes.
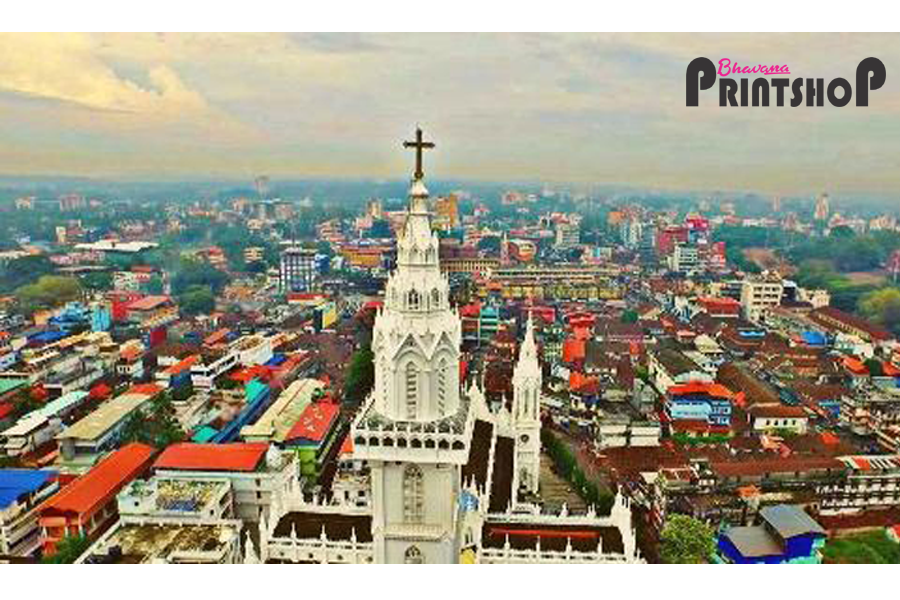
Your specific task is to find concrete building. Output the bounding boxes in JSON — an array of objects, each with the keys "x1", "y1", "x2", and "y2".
[{"x1": 280, "y1": 247, "x2": 317, "y2": 293}]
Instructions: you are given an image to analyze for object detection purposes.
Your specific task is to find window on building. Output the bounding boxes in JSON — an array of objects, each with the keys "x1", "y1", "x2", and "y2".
[
  {"x1": 404, "y1": 545, "x2": 424, "y2": 564},
  {"x1": 403, "y1": 465, "x2": 424, "y2": 524},
  {"x1": 405, "y1": 363, "x2": 418, "y2": 419},
  {"x1": 408, "y1": 290, "x2": 420, "y2": 310}
]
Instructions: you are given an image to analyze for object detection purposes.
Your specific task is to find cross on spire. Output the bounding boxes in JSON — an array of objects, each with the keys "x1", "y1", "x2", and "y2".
[{"x1": 403, "y1": 126, "x2": 435, "y2": 180}]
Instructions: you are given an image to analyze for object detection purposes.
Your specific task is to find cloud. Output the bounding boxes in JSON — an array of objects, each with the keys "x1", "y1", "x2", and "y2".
[{"x1": 0, "y1": 33, "x2": 209, "y2": 117}]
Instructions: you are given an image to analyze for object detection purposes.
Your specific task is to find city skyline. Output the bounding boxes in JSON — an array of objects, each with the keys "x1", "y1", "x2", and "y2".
[{"x1": 1, "y1": 33, "x2": 900, "y2": 196}]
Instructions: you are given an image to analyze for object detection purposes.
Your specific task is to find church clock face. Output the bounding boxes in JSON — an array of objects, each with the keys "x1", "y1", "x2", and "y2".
[{"x1": 519, "y1": 434, "x2": 529, "y2": 443}]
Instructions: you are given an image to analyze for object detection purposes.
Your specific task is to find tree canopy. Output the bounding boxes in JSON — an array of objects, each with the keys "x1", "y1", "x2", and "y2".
[
  {"x1": 859, "y1": 287, "x2": 900, "y2": 336},
  {"x1": 659, "y1": 514, "x2": 716, "y2": 564},
  {"x1": 343, "y1": 344, "x2": 375, "y2": 405},
  {"x1": 15, "y1": 275, "x2": 81, "y2": 312}
]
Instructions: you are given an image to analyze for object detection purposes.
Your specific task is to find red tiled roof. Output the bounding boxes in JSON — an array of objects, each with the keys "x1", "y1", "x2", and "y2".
[
  {"x1": 127, "y1": 295, "x2": 171, "y2": 312},
  {"x1": 748, "y1": 404, "x2": 808, "y2": 419},
  {"x1": 127, "y1": 383, "x2": 163, "y2": 397},
  {"x1": 154, "y1": 443, "x2": 268, "y2": 472},
  {"x1": 203, "y1": 328, "x2": 230, "y2": 346},
  {"x1": 163, "y1": 354, "x2": 199, "y2": 376},
  {"x1": 285, "y1": 402, "x2": 340, "y2": 444},
  {"x1": 669, "y1": 381, "x2": 734, "y2": 399},
  {"x1": 40, "y1": 443, "x2": 155, "y2": 517},
  {"x1": 710, "y1": 456, "x2": 843, "y2": 478},
  {"x1": 0, "y1": 403, "x2": 14, "y2": 420},
  {"x1": 842, "y1": 356, "x2": 868, "y2": 375}
]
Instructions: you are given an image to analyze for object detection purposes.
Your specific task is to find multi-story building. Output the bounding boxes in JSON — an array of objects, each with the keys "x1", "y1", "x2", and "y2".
[
  {"x1": 38, "y1": 443, "x2": 155, "y2": 555},
  {"x1": 279, "y1": 247, "x2": 317, "y2": 293},
  {"x1": 0, "y1": 470, "x2": 60, "y2": 557},
  {"x1": 740, "y1": 274, "x2": 785, "y2": 322},
  {"x1": 153, "y1": 443, "x2": 297, "y2": 522},
  {"x1": 819, "y1": 455, "x2": 900, "y2": 514}
]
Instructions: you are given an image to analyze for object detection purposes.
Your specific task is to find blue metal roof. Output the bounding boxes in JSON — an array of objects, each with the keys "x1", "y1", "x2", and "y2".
[
  {"x1": 802, "y1": 331, "x2": 827, "y2": 346},
  {"x1": 0, "y1": 469, "x2": 57, "y2": 509}
]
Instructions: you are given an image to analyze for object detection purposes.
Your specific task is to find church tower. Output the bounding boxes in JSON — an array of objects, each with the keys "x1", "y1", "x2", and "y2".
[
  {"x1": 512, "y1": 314, "x2": 542, "y2": 495},
  {"x1": 352, "y1": 127, "x2": 471, "y2": 564}
]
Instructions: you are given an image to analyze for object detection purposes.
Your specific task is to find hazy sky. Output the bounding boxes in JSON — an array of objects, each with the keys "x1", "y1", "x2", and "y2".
[{"x1": 1, "y1": 33, "x2": 899, "y2": 195}]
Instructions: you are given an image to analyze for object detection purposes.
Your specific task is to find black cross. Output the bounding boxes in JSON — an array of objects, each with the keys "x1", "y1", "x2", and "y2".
[{"x1": 402, "y1": 126, "x2": 435, "y2": 180}]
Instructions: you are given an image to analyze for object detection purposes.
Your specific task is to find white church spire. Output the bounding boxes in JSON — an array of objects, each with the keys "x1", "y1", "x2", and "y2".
[
  {"x1": 370, "y1": 127, "x2": 462, "y2": 422},
  {"x1": 512, "y1": 312, "x2": 542, "y2": 494}
]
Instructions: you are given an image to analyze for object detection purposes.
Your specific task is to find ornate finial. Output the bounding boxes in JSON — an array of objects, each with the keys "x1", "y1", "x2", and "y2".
[{"x1": 403, "y1": 126, "x2": 435, "y2": 180}]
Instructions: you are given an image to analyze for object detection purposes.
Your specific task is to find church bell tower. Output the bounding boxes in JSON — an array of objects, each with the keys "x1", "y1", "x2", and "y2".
[{"x1": 351, "y1": 127, "x2": 472, "y2": 564}]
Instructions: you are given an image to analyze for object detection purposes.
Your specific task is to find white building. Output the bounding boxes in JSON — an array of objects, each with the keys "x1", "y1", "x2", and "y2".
[
  {"x1": 740, "y1": 273, "x2": 785, "y2": 322},
  {"x1": 247, "y1": 130, "x2": 642, "y2": 564}
]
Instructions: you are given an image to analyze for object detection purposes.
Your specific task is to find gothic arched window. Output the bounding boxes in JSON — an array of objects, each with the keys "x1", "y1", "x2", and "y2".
[
  {"x1": 403, "y1": 466, "x2": 424, "y2": 524},
  {"x1": 408, "y1": 289, "x2": 420, "y2": 311},
  {"x1": 431, "y1": 288, "x2": 440, "y2": 308},
  {"x1": 405, "y1": 363, "x2": 418, "y2": 420},
  {"x1": 404, "y1": 545, "x2": 424, "y2": 564}
]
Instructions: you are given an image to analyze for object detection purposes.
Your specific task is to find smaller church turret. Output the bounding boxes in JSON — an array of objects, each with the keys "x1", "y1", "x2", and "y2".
[{"x1": 512, "y1": 314, "x2": 542, "y2": 495}]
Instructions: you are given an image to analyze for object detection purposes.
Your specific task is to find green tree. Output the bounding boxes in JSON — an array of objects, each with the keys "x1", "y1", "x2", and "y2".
[
  {"x1": 79, "y1": 271, "x2": 113, "y2": 292},
  {"x1": 145, "y1": 274, "x2": 165, "y2": 295},
  {"x1": 121, "y1": 392, "x2": 185, "y2": 449},
  {"x1": 43, "y1": 534, "x2": 91, "y2": 563},
  {"x1": 0, "y1": 254, "x2": 55, "y2": 293},
  {"x1": 177, "y1": 285, "x2": 216, "y2": 316},
  {"x1": 620, "y1": 309, "x2": 639, "y2": 324},
  {"x1": 15, "y1": 275, "x2": 81, "y2": 312},
  {"x1": 659, "y1": 514, "x2": 716, "y2": 564},
  {"x1": 859, "y1": 287, "x2": 900, "y2": 335},
  {"x1": 343, "y1": 344, "x2": 375, "y2": 405}
]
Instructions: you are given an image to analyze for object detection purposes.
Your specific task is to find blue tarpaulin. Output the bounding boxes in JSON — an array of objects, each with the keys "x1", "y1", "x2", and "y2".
[{"x1": 0, "y1": 469, "x2": 57, "y2": 509}]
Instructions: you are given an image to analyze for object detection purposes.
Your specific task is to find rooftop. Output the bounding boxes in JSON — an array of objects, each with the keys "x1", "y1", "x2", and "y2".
[
  {"x1": 59, "y1": 389, "x2": 158, "y2": 443},
  {"x1": 83, "y1": 521, "x2": 240, "y2": 564},
  {"x1": 0, "y1": 468, "x2": 57, "y2": 510},
  {"x1": 40, "y1": 443, "x2": 155, "y2": 517},
  {"x1": 241, "y1": 378, "x2": 325, "y2": 443},
  {"x1": 154, "y1": 443, "x2": 269, "y2": 473}
]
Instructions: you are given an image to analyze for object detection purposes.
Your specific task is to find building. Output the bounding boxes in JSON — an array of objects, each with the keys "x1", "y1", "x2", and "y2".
[
  {"x1": 0, "y1": 469, "x2": 60, "y2": 557},
  {"x1": 747, "y1": 404, "x2": 809, "y2": 435},
  {"x1": 248, "y1": 130, "x2": 642, "y2": 564},
  {"x1": 153, "y1": 443, "x2": 297, "y2": 522},
  {"x1": 716, "y1": 505, "x2": 826, "y2": 564},
  {"x1": 819, "y1": 455, "x2": 900, "y2": 515},
  {"x1": 554, "y1": 220, "x2": 580, "y2": 248},
  {"x1": 1, "y1": 391, "x2": 89, "y2": 457},
  {"x1": 283, "y1": 400, "x2": 342, "y2": 481},
  {"x1": 56, "y1": 385, "x2": 161, "y2": 463},
  {"x1": 279, "y1": 247, "x2": 317, "y2": 293},
  {"x1": 648, "y1": 348, "x2": 712, "y2": 392},
  {"x1": 665, "y1": 382, "x2": 733, "y2": 433},
  {"x1": 241, "y1": 378, "x2": 326, "y2": 444},
  {"x1": 38, "y1": 443, "x2": 155, "y2": 555},
  {"x1": 740, "y1": 274, "x2": 785, "y2": 322}
]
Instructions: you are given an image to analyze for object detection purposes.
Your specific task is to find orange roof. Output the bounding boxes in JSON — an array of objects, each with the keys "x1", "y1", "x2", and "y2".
[
  {"x1": 883, "y1": 362, "x2": 900, "y2": 377},
  {"x1": 842, "y1": 356, "x2": 868, "y2": 375},
  {"x1": 40, "y1": 443, "x2": 155, "y2": 517},
  {"x1": 128, "y1": 383, "x2": 163, "y2": 397},
  {"x1": 127, "y1": 295, "x2": 171, "y2": 312},
  {"x1": 669, "y1": 381, "x2": 734, "y2": 399},
  {"x1": 203, "y1": 328, "x2": 231, "y2": 346},
  {"x1": 285, "y1": 402, "x2": 340, "y2": 444},
  {"x1": 562, "y1": 338, "x2": 586, "y2": 363},
  {"x1": 339, "y1": 435, "x2": 353, "y2": 456},
  {"x1": 163, "y1": 354, "x2": 200, "y2": 376},
  {"x1": 154, "y1": 443, "x2": 268, "y2": 472}
]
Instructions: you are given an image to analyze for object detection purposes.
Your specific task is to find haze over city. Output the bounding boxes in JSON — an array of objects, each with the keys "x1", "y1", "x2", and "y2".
[{"x1": 1, "y1": 33, "x2": 900, "y2": 195}]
